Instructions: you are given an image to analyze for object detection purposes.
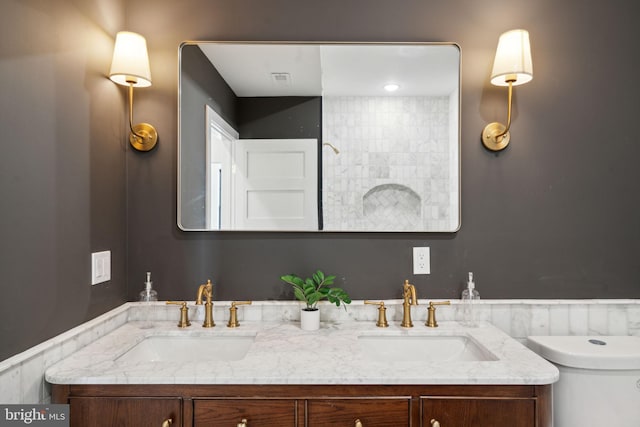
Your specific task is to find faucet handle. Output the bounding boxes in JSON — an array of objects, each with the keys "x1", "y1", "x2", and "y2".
[
  {"x1": 227, "y1": 301, "x2": 252, "y2": 328},
  {"x1": 166, "y1": 301, "x2": 191, "y2": 328},
  {"x1": 232, "y1": 300, "x2": 252, "y2": 307},
  {"x1": 364, "y1": 300, "x2": 389, "y2": 328},
  {"x1": 425, "y1": 300, "x2": 451, "y2": 328}
]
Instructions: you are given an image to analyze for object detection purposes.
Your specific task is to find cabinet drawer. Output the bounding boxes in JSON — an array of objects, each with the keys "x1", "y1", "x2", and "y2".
[
  {"x1": 69, "y1": 397, "x2": 180, "y2": 427},
  {"x1": 307, "y1": 398, "x2": 411, "y2": 426},
  {"x1": 193, "y1": 399, "x2": 297, "y2": 426},
  {"x1": 422, "y1": 397, "x2": 535, "y2": 427}
]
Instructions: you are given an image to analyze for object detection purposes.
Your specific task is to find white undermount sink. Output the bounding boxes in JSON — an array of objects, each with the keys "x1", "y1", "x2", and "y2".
[
  {"x1": 116, "y1": 335, "x2": 255, "y2": 363},
  {"x1": 357, "y1": 335, "x2": 498, "y2": 362}
]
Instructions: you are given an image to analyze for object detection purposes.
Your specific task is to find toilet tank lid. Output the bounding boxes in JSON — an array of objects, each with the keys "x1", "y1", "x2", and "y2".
[{"x1": 527, "y1": 336, "x2": 640, "y2": 370}]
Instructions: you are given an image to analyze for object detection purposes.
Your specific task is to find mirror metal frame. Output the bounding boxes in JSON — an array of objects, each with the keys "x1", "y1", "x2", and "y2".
[{"x1": 178, "y1": 41, "x2": 461, "y2": 233}]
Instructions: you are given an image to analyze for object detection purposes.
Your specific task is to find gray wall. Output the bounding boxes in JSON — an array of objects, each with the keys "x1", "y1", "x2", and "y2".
[
  {"x1": 126, "y1": 0, "x2": 640, "y2": 302},
  {"x1": 237, "y1": 97, "x2": 322, "y2": 140},
  {"x1": 1, "y1": 0, "x2": 639, "y2": 361},
  {"x1": 0, "y1": 0, "x2": 128, "y2": 361}
]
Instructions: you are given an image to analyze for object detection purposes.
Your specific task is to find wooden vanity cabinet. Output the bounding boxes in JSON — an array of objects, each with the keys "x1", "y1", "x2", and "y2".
[
  {"x1": 67, "y1": 396, "x2": 181, "y2": 427},
  {"x1": 52, "y1": 383, "x2": 551, "y2": 427}
]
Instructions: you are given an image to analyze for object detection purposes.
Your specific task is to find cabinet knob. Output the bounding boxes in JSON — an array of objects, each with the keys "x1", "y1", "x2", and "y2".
[
  {"x1": 430, "y1": 419, "x2": 440, "y2": 427},
  {"x1": 354, "y1": 419, "x2": 363, "y2": 427},
  {"x1": 161, "y1": 419, "x2": 172, "y2": 427},
  {"x1": 237, "y1": 418, "x2": 248, "y2": 427}
]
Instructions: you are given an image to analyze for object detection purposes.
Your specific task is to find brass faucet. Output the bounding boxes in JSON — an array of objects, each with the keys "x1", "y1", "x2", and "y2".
[
  {"x1": 166, "y1": 301, "x2": 191, "y2": 328},
  {"x1": 425, "y1": 300, "x2": 451, "y2": 327},
  {"x1": 227, "y1": 301, "x2": 252, "y2": 328},
  {"x1": 401, "y1": 280, "x2": 418, "y2": 328},
  {"x1": 364, "y1": 300, "x2": 389, "y2": 327},
  {"x1": 196, "y1": 279, "x2": 215, "y2": 327}
]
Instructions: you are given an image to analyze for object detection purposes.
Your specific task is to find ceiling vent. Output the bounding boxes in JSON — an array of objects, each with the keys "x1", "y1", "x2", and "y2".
[{"x1": 270, "y1": 72, "x2": 291, "y2": 86}]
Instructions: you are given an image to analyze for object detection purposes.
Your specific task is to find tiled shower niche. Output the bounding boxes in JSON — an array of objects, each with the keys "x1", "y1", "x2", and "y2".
[{"x1": 322, "y1": 96, "x2": 457, "y2": 231}]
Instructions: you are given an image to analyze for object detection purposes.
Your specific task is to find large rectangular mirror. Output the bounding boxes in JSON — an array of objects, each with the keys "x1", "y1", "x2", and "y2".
[{"x1": 179, "y1": 42, "x2": 460, "y2": 232}]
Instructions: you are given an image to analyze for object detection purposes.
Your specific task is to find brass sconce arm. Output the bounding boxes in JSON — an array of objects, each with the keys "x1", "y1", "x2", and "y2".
[
  {"x1": 482, "y1": 79, "x2": 514, "y2": 151},
  {"x1": 126, "y1": 82, "x2": 157, "y2": 151},
  {"x1": 500, "y1": 79, "x2": 514, "y2": 138}
]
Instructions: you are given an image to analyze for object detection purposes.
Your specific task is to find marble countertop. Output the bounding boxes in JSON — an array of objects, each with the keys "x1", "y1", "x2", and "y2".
[{"x1": 45, "y1": 318, "x2": 558, "y2": 385}]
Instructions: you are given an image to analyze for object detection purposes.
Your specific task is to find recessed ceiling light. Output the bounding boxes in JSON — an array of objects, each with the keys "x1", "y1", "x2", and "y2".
[{"x1": 384, "y1": 83, "x2": 399, "y2": 92}]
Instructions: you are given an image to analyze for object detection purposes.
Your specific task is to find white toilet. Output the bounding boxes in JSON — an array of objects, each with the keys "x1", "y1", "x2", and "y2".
[{"x1": 527, "y1": 335, "x2": 640, "y2": 427}]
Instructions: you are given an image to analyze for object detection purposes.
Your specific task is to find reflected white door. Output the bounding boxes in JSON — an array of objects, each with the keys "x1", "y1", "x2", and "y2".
[
  {"x1": 206, "y1": 105, "x2": 238, "y2": 230},
  {"x1": 233, "y1": 139, "x2": 318, "y2": 230}
]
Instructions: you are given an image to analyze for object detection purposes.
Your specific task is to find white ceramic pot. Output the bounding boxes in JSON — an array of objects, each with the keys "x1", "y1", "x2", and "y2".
[{"x1": 300, "y1": 308, "x2": 320, "y2": 331}]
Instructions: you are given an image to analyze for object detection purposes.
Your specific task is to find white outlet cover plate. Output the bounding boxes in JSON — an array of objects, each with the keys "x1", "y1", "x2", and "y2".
[
  {"x1": 413, "y1": 247, "x2": 430, "y2": 275},
  {"x1": 91, "y1": 251, "x2": 111, "y2": 285}
]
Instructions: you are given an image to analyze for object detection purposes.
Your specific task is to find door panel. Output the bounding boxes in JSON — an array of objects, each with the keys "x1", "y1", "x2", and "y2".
[{"x1": 234, "y1": 138, "x2": 318, "y2": 230}]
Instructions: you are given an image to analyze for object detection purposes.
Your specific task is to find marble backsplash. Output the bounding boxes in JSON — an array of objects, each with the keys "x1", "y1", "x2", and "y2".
[{"x1": 1, "y1": 299, "x2": 638, "y2": 404}]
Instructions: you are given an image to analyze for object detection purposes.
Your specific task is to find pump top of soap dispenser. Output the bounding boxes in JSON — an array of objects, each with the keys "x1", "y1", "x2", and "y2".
[
  {"x1": 140, "y1": 271, "x2": 158, "y2": 302},
  {"x1": 462, "y1": 272, "x2": 479, "y2": 299},
  {"x1": 463, "y1": 272, "x2": 479, "y2": 300}
]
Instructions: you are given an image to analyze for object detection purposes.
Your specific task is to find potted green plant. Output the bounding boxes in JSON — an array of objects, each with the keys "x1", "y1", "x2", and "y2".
[{"x1": 280, "y1": 270, "x2": 351, "y2": 330}]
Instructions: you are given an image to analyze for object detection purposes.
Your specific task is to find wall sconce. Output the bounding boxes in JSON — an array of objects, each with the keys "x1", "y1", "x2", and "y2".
[
  {"x1": 482, "y1": 29, "x2": 533, "y2": 152},
  {"x1": 109, "y1": 31, "x2": 158, "y2": 151}
]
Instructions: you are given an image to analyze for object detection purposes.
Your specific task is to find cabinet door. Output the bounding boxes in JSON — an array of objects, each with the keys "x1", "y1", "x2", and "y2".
[
  {"x1": 422, "y1": 397, "x2": 534, "y2": 427},
  {"x1": 69, "y1": 397, "x2": 180, "y2": 427},
  {"x1": 193, "y1": 399, "x2": 297, "y2": 426},
  {"x1": 307, "y1": 398, "x2": 410, "y2": 427}
]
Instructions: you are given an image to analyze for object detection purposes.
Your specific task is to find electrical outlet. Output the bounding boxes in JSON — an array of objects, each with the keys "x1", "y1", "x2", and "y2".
[
  {"x1": 413, "y1": 247, "x2": 430, "y2": 275},
  {"x1": 91, "y1": 251, "x2": 111, "y2": 285}
]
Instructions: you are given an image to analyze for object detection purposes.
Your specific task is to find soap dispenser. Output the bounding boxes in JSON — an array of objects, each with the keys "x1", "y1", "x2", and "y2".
[
  {"x1": 139, "y1": 272, "x2": 158, "y2": 302},
  {"x1": 461, "y1": 272, "x2": 480, "y2": 326}
]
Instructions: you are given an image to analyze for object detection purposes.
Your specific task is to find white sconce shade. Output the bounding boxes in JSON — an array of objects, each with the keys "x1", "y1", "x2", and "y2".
[
  {"x1": 490, "y1": 29, "x2": 533, "y2": 87},
  {"x1": 109, "y1": 31, "x2": 152, "y2": 87}
]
